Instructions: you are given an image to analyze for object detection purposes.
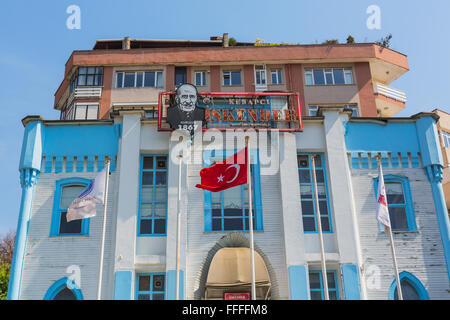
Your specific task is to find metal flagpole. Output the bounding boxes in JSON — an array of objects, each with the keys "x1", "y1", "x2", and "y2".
[
  {"x1": 97, "y1": 157, "x2": 111, "y2": 300},
  {"x1": 246, "y1": 136, "x2": 257, "y2": 300},
  {"x1": 310, "y1": 154, "x2": 329, "y2": 300},
  {"x1": 176, "y1": 154, "x2": 183, "y2": 300},
  {"x1": 376, "y1": 156, "x2": 403, "y2": 300}
]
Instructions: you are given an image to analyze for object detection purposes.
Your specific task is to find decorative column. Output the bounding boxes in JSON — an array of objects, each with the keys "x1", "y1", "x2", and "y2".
[
  {"x1": 416, "y1": 114, "x2": 450, "y2": 280},
  {"x1": 8, "y1": 117, "x2": 43, "y2": 300}
]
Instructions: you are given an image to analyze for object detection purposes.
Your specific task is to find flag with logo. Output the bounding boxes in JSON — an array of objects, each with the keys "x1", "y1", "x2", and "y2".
[
  {"x1": 196, "y1": 148, "x2": 248, "y2": 192},
  {"x1": 376, "y1": 161, "x2": 391, "y2": 229},
  {"x1": 66, "y1": 167, "x2": 108, "y2": 222}
]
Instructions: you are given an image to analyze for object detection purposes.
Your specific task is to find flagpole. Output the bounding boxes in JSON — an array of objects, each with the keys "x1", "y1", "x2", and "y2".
[
  {"x1": 176, "y1": 154, "x2": 183, "y2": 300},
  {"x1": 310, "y1": 154, "x2": 329, "y2": 300},
  {"x1": 245, "y1": 136, "x2": 257, "y2": 300},
  {"x1": 376, "y1": 156, "x2": 403, "y2": 300},
  {"x1": 97, "y1": 157, "x2": 111, "y2": 300}
]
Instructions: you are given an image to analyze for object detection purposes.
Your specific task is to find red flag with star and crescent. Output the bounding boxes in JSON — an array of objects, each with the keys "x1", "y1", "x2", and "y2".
[
  {"x1": 376, "y1": 161, "x2": 391, "y2": 229},
  {"x1": 196, "y1": 148, "x2": 248, "y2": 192}
]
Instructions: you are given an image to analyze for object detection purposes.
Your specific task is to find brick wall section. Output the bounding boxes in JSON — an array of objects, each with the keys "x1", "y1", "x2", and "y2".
[
  {"x1": 210, "y1": 66, "x2": 221, "y2": 92},
  {"x1": 166, "y1": 65, "x2": 175, "y2": 91},
  {"x1": 100, "y1": 66, "x2": 113, "y2": 119},
  {"x1": 243, "y1": 65, "x2": 255, "y2": 92},
  {"x1": 354, "y1": 62, "x2": 378, "y2": 117},
  {"x1": 285, "y1": 64, "x2": 306, "y2": 116}
]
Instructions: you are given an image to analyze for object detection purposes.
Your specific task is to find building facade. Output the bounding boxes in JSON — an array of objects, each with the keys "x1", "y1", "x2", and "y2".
[
  {"x1": 433, "y1": 109, "x2": 450, "y2": 214},
  {"x1": 8, "y1": 36, "x2": 450, "y2": 300}
]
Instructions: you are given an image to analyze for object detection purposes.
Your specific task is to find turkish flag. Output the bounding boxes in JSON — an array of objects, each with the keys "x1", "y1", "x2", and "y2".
[{"x1": 196, "y1": 148, "x2": 248, "y2": 192}]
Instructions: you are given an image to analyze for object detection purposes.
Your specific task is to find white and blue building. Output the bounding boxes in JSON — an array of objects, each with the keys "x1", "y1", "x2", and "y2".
[{"x1": 7, "y1": 106, "x2": 450, "y2": 300}]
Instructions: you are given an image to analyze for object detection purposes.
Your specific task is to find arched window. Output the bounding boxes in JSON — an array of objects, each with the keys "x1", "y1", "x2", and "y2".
[
  {"x1": 44, "y1": 278, "x2": 83, "y2": 300},
  {"x1": 389, "y1": 272, "x2": 429, "y2": 300},
  {"x1": 50, "y1": 178, "x2": 91, "y2": 236}
]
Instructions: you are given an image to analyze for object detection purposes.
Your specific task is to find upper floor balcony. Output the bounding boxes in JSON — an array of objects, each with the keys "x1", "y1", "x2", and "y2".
[
  {"x1": 373, "y1": 82, "x2": 407, "y2": 117},
  {"x1": 67, "y1": 86, "x2": 102, "y2": 107}
]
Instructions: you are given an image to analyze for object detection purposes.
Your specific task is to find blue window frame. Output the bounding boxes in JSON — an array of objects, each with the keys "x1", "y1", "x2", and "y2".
[
  {"x1": 298, "y1": 153, "x2": 332, "y2": 233},
  {"x1": 389, "y1": 271, "x2": 429, "y2": 300},
  {"x1": 203, "y1": 149, "x2": 263, "y2": 232},
  {"x1": 195, "y1": 71, "x2": 207, "y2": 86},
  {"x1": 138, "y1": 155, "x2": 169, "y2": 236},
  {"x1": 223, "y1": 71, "x2": 242, "y2": 86},
  {"x1": 44, "y1": 277, "x2": 84, "y2": 300},
  {"x1": 309, "y1": 270, "x2": 339, "y2": 300},
  {"x1": 50, "y1": 178, "x2": 91, "y2": 236},
  {"x1": 136, "y1": 273, "x2": 166, "y2": 300},
  {"x1": 270, "y1": 69, "x2": 282, "y2": 84},
  {"x1": 373, "y1": 175, "x2": 417, "y2": 232}
]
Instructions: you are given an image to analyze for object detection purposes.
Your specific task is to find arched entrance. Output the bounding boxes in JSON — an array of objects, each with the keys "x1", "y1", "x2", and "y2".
[{"x1": 194, "y1": 233, "x2": 276, "y2": 300}]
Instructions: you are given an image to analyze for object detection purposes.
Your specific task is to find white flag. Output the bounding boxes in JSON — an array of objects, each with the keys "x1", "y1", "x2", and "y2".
[
  {"x1": 66, "y1": 167, "x2": 107, "y2": 222},
  {"x1": 376, "y1": 162, "x2": 391, "y2": 228}
]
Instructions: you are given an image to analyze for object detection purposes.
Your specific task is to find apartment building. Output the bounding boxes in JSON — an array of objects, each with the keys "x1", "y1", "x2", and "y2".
[{"x1": 8, "y1": 35, "x2": 450, "y2": 300}]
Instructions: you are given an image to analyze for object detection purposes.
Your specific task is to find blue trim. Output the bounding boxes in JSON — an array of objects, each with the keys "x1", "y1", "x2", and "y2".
[
  {"x1": 288, "y1": 265, "x2": 309, "y2": 300},
  {"x1": 341, "y1": 264, "x2": 361, "y2": 300},
  {"x1": 372, "y1": 175, "x2": 418, "y2": 232},
  {"x1": 137, "y1": 154, "x2": 169, "y2": 236},
  {"x1": 298, "y1": 153, "x2": 333, "y2": 234},
  {"x1": 202, "y1": 149, "x2": 263, "y2": 233},
  {"x1": 136, "y1": 272, "x2": 167, "y2": 300},
  {"x1": 308, "y1": 270, "x2": 340, "y2": 300},
  {"x1": 388, "y1": 271, "x2": 429, "y2": 300},
  {"x1": 166, "y1": 270, "x2": 184, "y2": 300},
  {"x1": 49, "y1": 177, "x2": 91, "y2": 237},
  {"x1": 114, "y1": 270, "x2": 133, "y2": 300},
  {"x1": 43, "y1": 277, "x2": 84, "y2": 300}
]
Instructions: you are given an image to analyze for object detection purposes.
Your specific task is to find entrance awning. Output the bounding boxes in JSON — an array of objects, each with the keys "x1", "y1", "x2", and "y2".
[{"x1": 205, "y1": 247, "x2": 271, "y2": 299}]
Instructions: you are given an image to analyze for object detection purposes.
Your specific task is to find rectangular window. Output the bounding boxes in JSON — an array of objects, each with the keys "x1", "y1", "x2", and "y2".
[
  {"x1": 255, "y1": 65, "x2": 266, "y2": 86},
  {"x1": 308, "y1": 105, "x2": 358, "y2": 117},
  {"x1": 298, "y1": 154, "x2": 332, "y2": 233},
  {"x1": 66, "y1": 103, "x2": 99, "y2": 120},
  {"x1": 195, "y1": 71, "x2": 207, "y2": 86},
  {"x1": 71, "y1": 67, "x2": 103, "y2": 92},
  {"x1": 138, "y1": 155, "x2": 168, "y2": 236},
  {"x1": 271, "y1": 69, "x2": 282, "y2": 84},
  {"x1": 136, "y1": 274, "x2": 165, "y2": 300},
  {"x1": 223, "y1": 71, "x2": 242, "y2": 86},
  {"x1": 309, "y1": 270, "x2": 339, "y2": 300},
  {"x1": 116, "y1": 71, "x2": 163, "y2": 88},
  {"x1": 204, "y1": 150, "x2": 263, "y2": 232},
  {"x1": 442, "y1": 131, "x2": 450, "y2": 148},
  {"x1": 305, "y1": 68, "x2": 353, "y2": 85}
]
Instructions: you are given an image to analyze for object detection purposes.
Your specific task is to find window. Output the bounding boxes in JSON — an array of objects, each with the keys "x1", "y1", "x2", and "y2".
[
  {"x1": 389, "y1": 272, "x2": 429, "y2": 300},
  {"x1": 271, "y1": 69, "x2": 282, "y2": 84},
  {"x1": 195, "y1": 71, "x2": 207, "y2": 86},
  {"x1": 223, "y1": 71, "x2": 242, "y2": 86},
  {"x1": 138, "y1": 155, "x2": 168, "y2": 236},
  {"x1": 373, "y1": 175, "x2": 417, "y2": 232},
  {"x1": 309, "y1": 270, "x2": 339, "y2": 300},
  {"x1": 204, "y1": 149, "x2": 263, "y2": 232},
  {"x1": 308, "y1": 105, "x2": 359, "y2": 117},
  {"x1": 44, "y1": 278, "x2": 84, "y2": 300},
  {"x1": 442, "y1": 131, "x2": 450, "y2": 148},
  {"x1": 298, "y1": 154, "x2": 332, "y2": 233},
  {"x1": 255, "y1": 65, "x2": 267, "y2": 86},
  {"x1": 64, "y1": 103, "x2": 99, "y2": 120},
  {"x1": 136, "y1": 274, "x2": 165, "y2": 300},
  {"x1": 50, "y1": 178, "x2": 91, "y2": 236},
  {"x1": 116, "y1": 71, "x2": 163, "y2": 88},
  {"x1": 70, "y1": 67, "x2": 103, "y2": 93},
  {"x1": 304, "y1": 68, "x2": 353, "y2": 85}
]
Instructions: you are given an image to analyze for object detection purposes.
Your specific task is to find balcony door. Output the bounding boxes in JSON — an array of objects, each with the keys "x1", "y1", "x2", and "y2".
[
  {"x1": 254, "y1": 65, "x2": 267, "y2": 91},
  {"x1": 175, "y1": 67, "x2": 187, "y2": 88}
]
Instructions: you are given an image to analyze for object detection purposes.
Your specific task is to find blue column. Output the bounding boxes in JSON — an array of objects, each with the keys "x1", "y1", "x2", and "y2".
[
  {"x1": 416, "y1": 115, "x2": 450, "y2": 281},
  {"x1": 8, "y1": 119, "x2": 43, "y2": 300},
  {"x1": 341, "y1": 264, "x2": 361, "y2": 300},
  {"x1": 113, "y1": 271, "x2": 133, "y2": 300},
  {"x1": 166, "y1": 269, "x2": 184, "y2": 300},
  {"x1": 288, "y1": 265, "x2": 309, "y2": 300}
]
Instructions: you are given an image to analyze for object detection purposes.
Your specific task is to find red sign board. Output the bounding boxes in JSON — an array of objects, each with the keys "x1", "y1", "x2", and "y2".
[{"x1": 224, "y1": 293, "x2": 250, "y2": 300}]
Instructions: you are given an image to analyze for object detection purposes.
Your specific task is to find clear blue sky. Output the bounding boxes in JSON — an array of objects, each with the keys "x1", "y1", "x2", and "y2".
[{"x1": 0, "y1": 0, "x2": 449, "y2": 236}]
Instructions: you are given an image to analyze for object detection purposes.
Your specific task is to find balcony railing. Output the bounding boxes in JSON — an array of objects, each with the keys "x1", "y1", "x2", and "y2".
[
  {"x1": 68, "y1": 86, "x2": 102, "y2": 106},
  {"x1": 373, "y1": 82, "x2": 407, "y2": 103}
]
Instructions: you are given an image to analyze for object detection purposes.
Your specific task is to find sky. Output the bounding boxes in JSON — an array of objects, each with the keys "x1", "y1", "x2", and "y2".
[{"x1": 0, "y1": 0, "x2": 449, "y2": 236}]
